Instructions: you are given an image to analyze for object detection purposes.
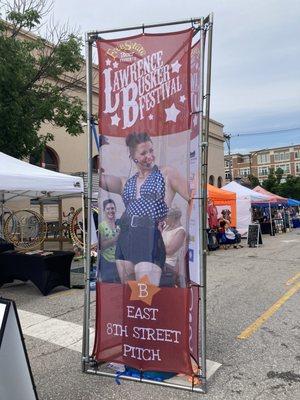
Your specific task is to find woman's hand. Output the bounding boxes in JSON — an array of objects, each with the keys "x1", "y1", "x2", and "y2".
[{"x1": 158, "y1": 221, "x2": 166, "y2": 232}]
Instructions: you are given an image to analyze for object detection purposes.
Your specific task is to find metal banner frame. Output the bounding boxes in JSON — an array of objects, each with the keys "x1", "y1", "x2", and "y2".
[{"x1": 82, "y1": 15, "x2": 213, "y2": 394}]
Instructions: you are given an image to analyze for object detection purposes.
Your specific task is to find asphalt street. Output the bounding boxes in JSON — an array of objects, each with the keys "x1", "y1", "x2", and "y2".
[{"x1": 1, "y1": 230, "x2": 299, "y2": 400}]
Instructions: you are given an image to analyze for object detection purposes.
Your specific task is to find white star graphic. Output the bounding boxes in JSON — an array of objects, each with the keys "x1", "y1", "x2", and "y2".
[
  {"x1": 148, "y1": 114, "x2": 154, "y2": 120},
  {"x1": 111, "y1": 113, "x2": 120, "y2": 126},
  {"x1": 171, "y1": 60, "x2": 181, "y2": 73},
  {"x1": 193, "y1": 115, "x2": 198, "y2": 126},
  {"x1": 105, "y1": 59, "x2": 111, "y2": 66},
  {"x1": 165, "y1": 103, "x2": 180, "y2": 123},
  {"x1": 113, "y1": 61, "x2": 119, "y2": 68},
  {"x1": 179, "y1": 95, "x2": 186, "y2": 103}
]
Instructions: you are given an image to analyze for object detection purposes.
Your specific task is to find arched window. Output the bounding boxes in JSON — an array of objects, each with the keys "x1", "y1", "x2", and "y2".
[
  {"x1": 217, "y1": 176, "x2": 223, "y2": 188},
  {"x1": 209, "y1": 175, "x2": 215, "y2": 185},
  {"x1": 92, "y1": 155, "x2": 99, "y2": 172},
  {"x1": 29, "y1": 147, "x2": 59, "y2": 171},
  {"x1": 44, "y1": 147, "x2": 59, "y2": 171}
]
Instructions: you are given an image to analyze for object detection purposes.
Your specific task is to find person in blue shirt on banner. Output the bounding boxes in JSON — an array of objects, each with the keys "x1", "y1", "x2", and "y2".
[{"x1": 100, "y1": 132, "x2": 189, "y2": 286}]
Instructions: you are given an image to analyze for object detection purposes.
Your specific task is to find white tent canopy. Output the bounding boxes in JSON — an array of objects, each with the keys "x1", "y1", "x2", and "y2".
[
  {"x1": 222, "y1": 181, "x2": 270, "y2": 236},
  {"x1": 222, "y1": 181, "x2": 270, "y2": 202},
  {"x1": 0, "y1": 152, "x2": 83, "y2": 201}
]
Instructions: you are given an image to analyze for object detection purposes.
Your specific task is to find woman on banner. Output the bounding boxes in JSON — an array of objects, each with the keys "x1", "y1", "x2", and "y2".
[
  {"x1": 162, "y1": 207, "x2": 186, "y2": 287},
  {"x1": 100, "y1": 132, "x2": 190, "y2": 285},
  {"x1": 98, "y1": 199, "x2": 120, "y2": 283}
]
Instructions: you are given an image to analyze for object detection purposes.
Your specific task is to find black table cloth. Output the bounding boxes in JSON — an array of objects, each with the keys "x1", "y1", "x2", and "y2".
[
  {"x1": 0, "y1": 242, "x2": 14, "y2": 253},
  {"x1": 0, "y1": 251, "x2": 74, "y2": 295},
  {"x1": 260, "y1": 222, "x2": 275, "y2": 235}
]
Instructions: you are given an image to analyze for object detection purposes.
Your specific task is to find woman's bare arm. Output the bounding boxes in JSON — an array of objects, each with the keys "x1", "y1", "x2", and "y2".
[
  {"x1": 165, "y1": 229, "x2": 186, "y2": 255},
  {"x1": 165, "y1": 166, "x2": 190, "y2": 201},
  {"x1": 100, "y1": 172, "x2": 124, "y2": 195}
]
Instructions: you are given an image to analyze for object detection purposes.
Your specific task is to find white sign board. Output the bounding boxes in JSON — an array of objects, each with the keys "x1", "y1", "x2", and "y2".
[{"x1": 0, "y1": 299, "x2": 39, "y2": 400}]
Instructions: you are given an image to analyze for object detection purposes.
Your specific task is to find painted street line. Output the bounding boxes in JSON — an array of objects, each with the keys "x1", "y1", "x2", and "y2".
[
  {"x1": 286, "y1": 272, "x2": 300, "y2": 286},
  {"x1": 18, "y1": 309, "x2": 221, "y2": 380},
  {"x1": 18, "y1": 309, "x2": 94, "y2": 352},
  {"x1": 237, "y1": 281, "x2": 300, "y2": 339}
]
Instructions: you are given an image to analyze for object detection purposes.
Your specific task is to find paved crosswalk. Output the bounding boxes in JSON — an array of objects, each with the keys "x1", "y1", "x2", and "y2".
[
  {"x1": 18, "y1": 309, "x2": 94, "y2": 353},
  {"x1": 18, "y1": 309, "x2": 221, "y2": 380}
]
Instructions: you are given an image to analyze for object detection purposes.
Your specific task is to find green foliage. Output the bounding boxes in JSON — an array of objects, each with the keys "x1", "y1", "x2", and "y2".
[
  {"x1": 247, "y1": 174, "x2": 260, "y2": 189},
  {"x1": 277, "y1": 175, "x2": 300, "y2": 200},
  {"x1": 275, "y1": 167, "x2": 284, "y2": 185},
  {"x1": 0, "y1": 1, "x2": 85, "y2": 159},
  {"x1": 262, "y1": 168, "x2": 278, "y2": 193},
  {"x1": 262, "y1": 169, "x2": 300, "y2": 200}
]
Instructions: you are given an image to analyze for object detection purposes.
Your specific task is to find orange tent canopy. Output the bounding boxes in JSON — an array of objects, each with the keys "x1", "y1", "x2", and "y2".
[{"x1": 207, "y1": 183, "x2": 237, "y2": 227}]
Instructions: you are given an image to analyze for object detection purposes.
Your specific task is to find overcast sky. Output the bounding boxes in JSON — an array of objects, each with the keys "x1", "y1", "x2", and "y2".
[{"x1": 51, "y1": 0, "x2": 300, "y2": 153}]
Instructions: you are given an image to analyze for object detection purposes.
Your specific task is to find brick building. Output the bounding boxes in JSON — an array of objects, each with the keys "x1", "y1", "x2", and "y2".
[{"x1": 224, "y1": 144, "x2": 300, "y2": 183}]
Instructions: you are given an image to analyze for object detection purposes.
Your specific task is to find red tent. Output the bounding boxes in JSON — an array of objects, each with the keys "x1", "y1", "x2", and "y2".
[{"x1": 253, "y1": 186, "x2": 287, "y2": 203}]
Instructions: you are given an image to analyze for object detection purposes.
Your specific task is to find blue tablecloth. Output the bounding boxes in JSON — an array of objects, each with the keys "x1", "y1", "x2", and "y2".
[{"x1": 292, "y1": 218, "x2": 300, "y2": 228}]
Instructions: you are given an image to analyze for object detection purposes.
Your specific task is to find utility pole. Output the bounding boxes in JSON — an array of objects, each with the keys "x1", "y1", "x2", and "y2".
[{"x1": 224, "y1": 133, "x2": 232, "y2": 181}]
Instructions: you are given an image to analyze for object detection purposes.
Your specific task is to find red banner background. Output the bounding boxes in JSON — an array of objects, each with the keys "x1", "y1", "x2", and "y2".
[
  {"x1": 93, "y1": 282, "x2": 199, "y2": 375},
  {"x1": 97, "y1": 29, "x2": 193, "y2": 137}
]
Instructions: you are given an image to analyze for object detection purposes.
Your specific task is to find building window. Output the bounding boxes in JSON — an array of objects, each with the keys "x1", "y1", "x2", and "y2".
[
  {"x1": 277, "y1": 164, "x2": 290, "y2": 174},
  {"x1": 92, "y1": 155, "x2": 99, "y2": 172},
  {"x1": 295, "y1": 149, "x2": 300, "y2": 159},
  {"x1": 30, "y1": 147, "x2": 59, "y2": 171},
  {"x1": 209, "y1": 175, "x2": 215, "y2": 185},
  {"x1": 225, "y1": 172, "x2": 231, "y2": 180},
  {"x1": 274, "y1": 151, "x2": 290, "y2": 162},
  {"x1": 239, "y1": 168, "x2": 250, "y2": 177},
  {"x1": 217, "y1": 176, "x2": 223, "y2": 188},
  {"x1": 296, "y1": 163, "x2": 300, "y2": 174},
  {"x1": 225, "y1": 160, "x2": 232, "y2": 168},
  {"x1": 242, "y1": 155, "x2": 250, "y2": 163},
  {"x1": 257, "y1": 153, "x2": 270, "y2": 164},
  {"x1": 258, "y1": 166, "x2": 269, "y2": 176}
]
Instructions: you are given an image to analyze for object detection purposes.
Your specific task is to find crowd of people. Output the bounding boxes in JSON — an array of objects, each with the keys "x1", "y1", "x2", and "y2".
[{"x1": 207, "y1": 202, "x2": 242, "y2": 249}]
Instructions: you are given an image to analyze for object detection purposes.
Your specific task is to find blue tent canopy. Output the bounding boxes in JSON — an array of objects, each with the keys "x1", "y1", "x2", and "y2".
[{"x1": 287, "y1": 198, "x2": 300, "y2": 206}]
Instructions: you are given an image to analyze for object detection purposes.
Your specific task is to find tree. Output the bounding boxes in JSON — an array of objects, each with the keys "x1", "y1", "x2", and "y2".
[
  {"x1": 262, "y1": 168, "x2": 277, "y2": 193},
  {"x1": 275, "y1": 167, "x2": 284, "y2": 185},
  {"x1": 277, "y1": 175, "x2": 300, "y2": 200},
  {"x1": 247, "y1": 174, "x2": 260, "y2": 189},
  {"x1": 0, "y1": 0, "x2": 85, "y2": 159}
]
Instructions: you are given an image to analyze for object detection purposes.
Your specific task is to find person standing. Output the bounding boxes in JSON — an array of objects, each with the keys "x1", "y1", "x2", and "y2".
[
  {"x1": 100, "y1": 132, "x2": 190, "y2": 285},
  {"x1": 98, "y1": 199, "x2": 120, "y2": 283}
]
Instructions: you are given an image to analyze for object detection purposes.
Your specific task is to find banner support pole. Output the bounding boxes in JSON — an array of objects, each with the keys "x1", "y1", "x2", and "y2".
[
  {"x1": 199, "y1": 12, "x2": 213, "y2": 392},
  {"x1": 82, "y1": 33, "x2": 93, "y2": 370}
]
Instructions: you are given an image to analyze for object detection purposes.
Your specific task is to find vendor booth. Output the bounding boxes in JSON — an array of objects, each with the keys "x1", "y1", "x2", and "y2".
[
  {"x1": 252, "y1": 187, "x2": 300, "y2": 230},
  {"x1": 0, "y1": 151, "x2": 84, "y2": 294},
  {"x1": 252, "y1": 186, "x2": 289, "y2": 234},
  {"x1": 0, "y1": 151, "x2": 83, "y2": 201},
  {"x1": 222, "y1": 181, "x2": 270, "y2": 236},
  {"x1": 207, "y1": 183, "x2": 237, "y2": 227}
]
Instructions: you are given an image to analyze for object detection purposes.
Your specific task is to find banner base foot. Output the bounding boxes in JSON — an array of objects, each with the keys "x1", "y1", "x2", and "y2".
[{"x1": 84, "y1": 358, "x2": 221, "y2": 393}]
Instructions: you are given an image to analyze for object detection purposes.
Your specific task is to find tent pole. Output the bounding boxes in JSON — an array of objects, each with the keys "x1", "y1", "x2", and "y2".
[
  {"x1": 82, "y1": 33, "x2": 93, "y2": 371},
  {"x1": 269, "y1": 202, "x2": 273, "y2": 236},
  {"x1": 0, "y1": 193, "x2": 4, "y2": 238}
]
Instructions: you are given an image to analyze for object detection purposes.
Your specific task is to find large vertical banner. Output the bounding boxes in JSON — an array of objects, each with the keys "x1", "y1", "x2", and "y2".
[{"x1": 93, "y1": 29, "x2": 200, "y2": 376}]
